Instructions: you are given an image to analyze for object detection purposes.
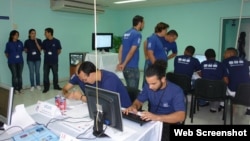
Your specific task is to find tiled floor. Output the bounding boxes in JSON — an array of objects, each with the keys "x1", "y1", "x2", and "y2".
[{"x1": 13, "y1": 74, "x2": 250, "y2": 125}]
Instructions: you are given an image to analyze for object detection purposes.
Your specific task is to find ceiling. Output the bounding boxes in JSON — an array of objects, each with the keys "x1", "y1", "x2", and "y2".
[{"x1": 96, "y1": 0, "x2": 221, "y2": 9}]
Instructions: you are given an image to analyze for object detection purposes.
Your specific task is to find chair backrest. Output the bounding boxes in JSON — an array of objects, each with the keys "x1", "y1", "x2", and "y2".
[
  {"x1": 166, "y1": 72, "x2": 191, "y2": 95},
  {"x1": 233, "y1": 83, "x2": 250, "y2": 106},
  {"x1": 125, "y1": 86, "x2": 141, "y2": 103},
  {"x1": 194, "y1": 78, "x2": 227, "y2": 101}
]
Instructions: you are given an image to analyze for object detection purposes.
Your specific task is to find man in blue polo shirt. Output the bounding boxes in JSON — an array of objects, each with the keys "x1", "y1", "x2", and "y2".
[
  {"x1": 62, "y1": 62, "x2": 86, "y2": 101},
  {"x1": 174, "y1": 45, "x2": 201, "y2": 78},
  {"x1": 124, "y1": 59, "x2": 185, "y2": 141},
  {"x1": 200, "y1": 49, "x2": 228, "y2": 112},
  {"x1": 78, "y1": 61, "x2": 132, "y2": 108},
  {"x1": 163, "y1": 30, "x2": 178, "y2": 60},
  {"x1": 117, "y1": 15, "x2": 144, "y2": 90},
  {"x1": 42, "y1": 27, "x2": 62, "y2": 93},
  {"x1": 222, "y1": 47, "x2": 250, "y2": 115},
  {"x1": 141, "y1": 22, "x2": 169, "y2": 88}
]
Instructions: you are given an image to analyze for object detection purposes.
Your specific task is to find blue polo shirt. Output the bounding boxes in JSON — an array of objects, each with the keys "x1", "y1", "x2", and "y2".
[
  {"x1": 201, "y1": 60, "x2": 228, "y2": 80},
  {"x1": 162, "y1": 40, "x2": 178, "y2": 55},
  {"x1": 69, "y1": 74, "x2": 85, "y2": 93},
  {"x1": 42, "y1": 38, "x2": 62, "y2": 64},
  {"x1": 222, "y1": 56, "x2": 250, "y2": 91},
  {"x1": 174, "y1": 55, "x2": 201, "y2": 78},
  {"x1": 138, "y1": 82, "x2": 185, "y2": 114},
  {"x1": 90, "y1": 70, "x2": 132, "y2": 108},
  {"x1": 121, "y1": 28, "x2": 141, "y2": 68},
  {"x1": 4, "y1": 40, "x2": 24, "y2": 64},
  {"x1": 147, "y1": 33, "x2": 167, "y2": 65},
  {"x1": 24, "y1": 39, "x2": 42, "y2": 61}
]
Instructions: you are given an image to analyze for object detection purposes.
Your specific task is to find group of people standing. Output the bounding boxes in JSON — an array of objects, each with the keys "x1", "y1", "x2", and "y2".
[{"x1": 4, "y1": 27, "x2": 62, "y2": 94}]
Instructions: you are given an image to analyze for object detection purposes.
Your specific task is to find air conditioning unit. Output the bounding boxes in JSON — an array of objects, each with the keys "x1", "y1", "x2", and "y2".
[{"x1": 50, "y1": 0, "x2": 105, "y2": 14}]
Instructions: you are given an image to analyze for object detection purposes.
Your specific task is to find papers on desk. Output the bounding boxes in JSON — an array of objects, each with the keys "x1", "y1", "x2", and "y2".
[
  {"x1": 105, "y1": 126, "x2": 136, "y2": 141},
  {"x1": 4, "y1": 104, "x2": 36, "y2": 134}
]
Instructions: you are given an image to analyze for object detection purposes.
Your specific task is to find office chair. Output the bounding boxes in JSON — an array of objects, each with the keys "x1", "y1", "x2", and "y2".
[
  {"x1": 230, "y1": 83, "x2": 250, "y2": 125},
  {"x1": 190, "y1": 78, "x2": 228, "y2": 124},
  {"x1": 166, "y1": 72, "x2": 192, "y2": 124}
]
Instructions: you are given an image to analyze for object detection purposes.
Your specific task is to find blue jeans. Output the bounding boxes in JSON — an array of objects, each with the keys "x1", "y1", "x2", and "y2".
[
  {"x1": 8, "y1": 63, "x2": 23, "y2": 91},
  {"x1": 123, "y1": 67, "x2": 139, "y2": 89},
  {"x1": 27, "y1": 60, "x2": 41, "y2": 87},
  {"x1": 43, "y1": 63, "x2": 59, "y2": 90}
]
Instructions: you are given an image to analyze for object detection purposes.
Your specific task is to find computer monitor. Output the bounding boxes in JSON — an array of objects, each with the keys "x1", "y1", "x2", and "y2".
[
  {"x1": 0, "y1": 87, "x2": 14, "y2": 128},
  {"x1": 194, "y1": 54, "x2": 207, "y2": 63},
  {"x1": 92, "y1": 33, "x2": 113, "y2": 52},
  {"x1": 85, "y1": 85, "x2": 123, "y2": 136}
]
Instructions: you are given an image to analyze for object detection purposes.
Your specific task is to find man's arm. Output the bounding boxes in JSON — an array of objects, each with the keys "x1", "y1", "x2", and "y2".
[
  {"x1": 143, "y1": 40, "x2": 148, "y2": 60},
  {"x1": 62, "y1": 82, "x2": 86, "y2": 102},
  {"x1": 121, "y1": 45, "x2": 137, "y2": 68},
  {"x1": 123, "y1": 99, "x2": 143, "y2": 114},
  {"x1": 168, "y1": 53, "x2": 177, "y2": 60},
  {"x1": 147, "y1": 50, "x2": 156, "y2": 64},
  {"x1": 140, "y1": 111, "x2": 185, "y2": 123}
]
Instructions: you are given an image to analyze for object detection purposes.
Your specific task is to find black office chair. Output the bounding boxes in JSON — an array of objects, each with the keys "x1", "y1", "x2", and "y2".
[
  {"x1": 166, "y1": 72, "x2": 191, "y2": 124},
  {"x1": 230, "y1": 83, "x2": 250, "y2": 125},
  {"x1": 190, "y1": 78, "x2": 228, "y2": 124}
]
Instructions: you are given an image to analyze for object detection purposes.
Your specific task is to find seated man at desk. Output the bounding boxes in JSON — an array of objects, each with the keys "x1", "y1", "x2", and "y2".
[
  {"x1": 74, "y1": 61, "x2": 132, "y2": 108},
  {"x1": 62, "y1": 62, "x2": 86, "y2": 101},
  {"x1": 123, "y1": 59, "x2": 186, "y2": 141}
]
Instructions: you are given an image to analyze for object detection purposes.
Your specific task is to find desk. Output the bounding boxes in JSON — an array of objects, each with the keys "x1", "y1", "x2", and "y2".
[
  {"x1": 0, "y1": 99, "x2": 162, "y2": 141},
  {"x1": 84, "y1": 52, "x2": 124, "y2": 79}
]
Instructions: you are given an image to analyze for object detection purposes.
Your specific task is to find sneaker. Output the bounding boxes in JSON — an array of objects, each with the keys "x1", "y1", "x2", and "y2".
[
  {"x1": 14, "y1": 90, "x2": 19, "y2": 95},
  {"x1": 245, "y1": 109, "x2": 250, "y2": 115},
  {"x1": 43, "y1": 89, "x2": 49, "y2": 93},
  {"x1": 36, "y1": 85, "x2": 41, "y2": 90},
  {"x1": 210, "y1": 108, "x2": 217, "y2": 113},
  {"x1": 54, "y1": 86, "x2": 62, "y2": 90},
  {"x1": 19, "y1": 90, "x2": 24, "y2": 94},
  {"x1": 30, "y1": 87, "x2": 35, "y2": 92}
]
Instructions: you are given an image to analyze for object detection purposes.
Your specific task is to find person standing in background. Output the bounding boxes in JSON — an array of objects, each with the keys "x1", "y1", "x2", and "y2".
[
  {"x1": 42, "y1": 27, "x2": 62, "y2": 93},
  {"x1": 4, "y1": 30, "x2": 24, "y2": 94},
  {"x1": 24, "y1": 29, "x2": 42, "y2": 92},
  {"x1": 163, "y1": 30, "x2": 178, "y2": 60},
  {"x1": 237, "y1": 31, "x2": 246, "y2": 59},
  {"x1": 117, "y1": 15, "x2": 144, "y2": 89}
]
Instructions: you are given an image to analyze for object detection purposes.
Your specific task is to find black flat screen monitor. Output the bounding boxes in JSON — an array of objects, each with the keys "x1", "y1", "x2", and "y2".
[
  {"x1": 85, "y1": 85, "x2": 123, "y2": 132},
  {"x1": 0, "y1": 87, "x2": 14, "y2": 127},
  {"x1": 194, "y1": 54, "x2": 206, "y2": 63},
  {"x1": 92, "y1": 33, "x2": 113, "y2": 52}
]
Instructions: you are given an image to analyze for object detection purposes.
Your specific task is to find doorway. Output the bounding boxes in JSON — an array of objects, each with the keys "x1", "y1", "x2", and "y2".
[{"x1": 220, "y1": 17, "x2": 250, "y2": 61}]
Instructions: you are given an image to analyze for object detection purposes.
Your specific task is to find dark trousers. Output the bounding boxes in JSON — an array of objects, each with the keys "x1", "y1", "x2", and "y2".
[
  {"x1": 43, "y1": 63, "x2": 59, "y2": 90},
  {"x1": 8, "y1": 63, "x2": 23, "y2": 91}
]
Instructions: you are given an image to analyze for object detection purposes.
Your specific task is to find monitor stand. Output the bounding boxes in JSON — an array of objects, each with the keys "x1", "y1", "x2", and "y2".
[
  {"x1": 93, "y1": 112, "x2": 108, "y2": 137},
  {"x1": 0, "y1": 121, "x2": 4, "y2": 130}
]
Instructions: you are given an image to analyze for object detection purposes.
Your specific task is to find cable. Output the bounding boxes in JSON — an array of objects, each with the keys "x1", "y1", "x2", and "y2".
[
  {"x1": 76, "y1": 125, "x2": 108, "y2": 140},
  {"x1": 0, "y1": 126, "x2": 24, "y2": 141},
  {"x1": 234, "y1": 0, "x2": 244, "y2": 49}
]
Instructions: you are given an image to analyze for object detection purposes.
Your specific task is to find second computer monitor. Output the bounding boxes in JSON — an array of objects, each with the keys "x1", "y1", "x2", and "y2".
[
  {"x1": 85, "y1": 85, "x2": 123, "y2": 132},
  {"x1": 0, "y1": 87, "x2": 14, "y2": 127}
]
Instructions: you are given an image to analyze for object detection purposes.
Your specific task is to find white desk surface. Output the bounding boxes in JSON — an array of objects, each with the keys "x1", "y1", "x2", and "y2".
[{"x1": 0, "y1": 99, "x2": 162, "y2": 141}]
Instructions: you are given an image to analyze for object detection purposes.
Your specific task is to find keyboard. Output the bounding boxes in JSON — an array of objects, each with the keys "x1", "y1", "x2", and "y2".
[{"x1": 122, "y1": 112, "x2": 150, "y2": 126}]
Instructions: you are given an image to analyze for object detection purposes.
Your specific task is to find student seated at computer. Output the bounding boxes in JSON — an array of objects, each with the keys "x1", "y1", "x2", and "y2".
[
  {"x1": 222, "y1": 47, "x2": 250, "y2": 115},
  {"x1": 199, "y1": 49, "x2": 228, "y2": 112},
  {"x1": 123, "y1": 59, "x2": 185, "y2": 141},
  {"x1": 174, "y1": 45, "x2": 201, "y2": 78},
  {"x1": 62, "y1": 62, "x2": 86, "y2": 101},
  {"x1": 67, "y1": 61, "x2": 132, "y2": 108}
]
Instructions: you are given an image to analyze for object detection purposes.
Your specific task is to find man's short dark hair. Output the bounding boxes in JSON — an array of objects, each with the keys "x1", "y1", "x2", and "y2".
[
  {"x1": 146, "y1": 59, "x2": 167, "y2": 80},
  {"x1": 154, "y1": 22, "x2": 169, "y2": 33},
  {"x1": 167, "y1": 30, "x2": 178, "y2": 37},
  {"x1": 205, "y1": 49, "x2": 216, "y2": 59},
  {"x1": 45, "y1": 27, "x2": 54, "y2": 36},
  {"x1": 78, "y1": 61, "x2": 96, "y2": 76},
  {"x1": 185, "y1": 46, "x2": 195, "y2": 55},
  {"x1": 133, "y1": 15, "x2": 144, "y2": 26},
  {"x1": 226, "y1": 47, "x2": 238, "y2": 56}
]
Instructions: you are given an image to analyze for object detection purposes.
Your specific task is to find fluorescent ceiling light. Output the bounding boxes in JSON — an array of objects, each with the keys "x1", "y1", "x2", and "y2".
[{"x1": 114, "y1": 0, "x2": 147, "y2": 4}]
